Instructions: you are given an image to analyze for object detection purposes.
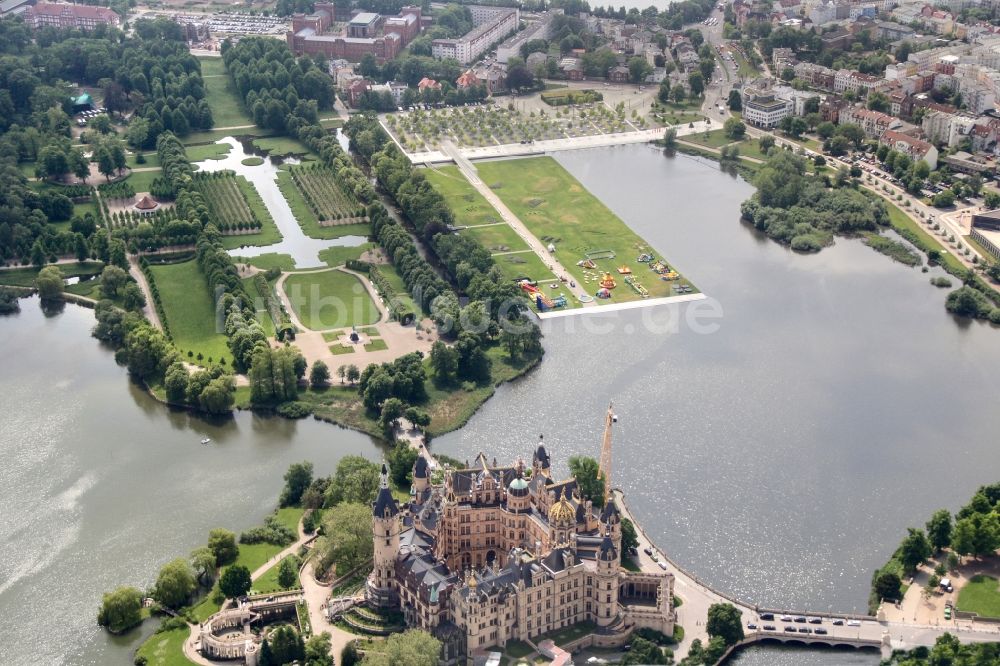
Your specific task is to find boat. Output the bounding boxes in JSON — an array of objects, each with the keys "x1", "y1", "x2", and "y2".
[{"x1": 201, "y1": 438, "x2": 212, "y2": 445}]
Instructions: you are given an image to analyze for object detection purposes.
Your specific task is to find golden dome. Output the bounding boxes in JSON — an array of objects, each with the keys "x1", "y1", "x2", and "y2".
[{"x1": 548, "y1": 489, "x2": 576, "y2": 527}]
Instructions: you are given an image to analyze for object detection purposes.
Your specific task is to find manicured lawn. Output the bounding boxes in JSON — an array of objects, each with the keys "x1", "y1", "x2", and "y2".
[
  {"x1": 148, "y1": 260, "x2": 231, "y2": 363},
  {"x1": 329, "y1": 343, "x2": 355, "y2": 354},
  {"x1": 242, "y1": 276, "x2": 276, "y2": 337},
  {"x1": 372, "y1": 262, "x2": 418, "y2": 315},
  {"x1": 253, "y1": 136, "x2": 314, "y2": 157},
  {"x1": 198, "y1": 56, "x2": 227, "y2": 77},
  {"x1": 182, "y1": 127, "x2": 272, "y2": 146},
  {"x1": 490, "y1": 249, "x2": 556, "y2": 283},
  {"x1": 276, "y1": 171, "x2": 370, "y2": 240},
  {"x1": 135, "y1": 627, "x2": 197, "y2": 666},
  {"x1": 123, "y1": 169, "x2": 162, "y2": 193},
  {"x1": 73, "y1": 200, "x2": 99, "y2": 219},
  {"x1": 319, "y1": 243, "x2": 374, "y2": 267},
  {"x1": 253, "y1": 554, "x2": 300, "y2": 594},
  {"x1": 682, "y1": 129, "x2": 734, "y2": 149},
  {"x1": 232, "y1": 252, "x2": 297, "y2": 271},
  {"x1": 460, "y1": 223, "x2": 530, "y2": 253},
  {"x1": 478, "y1": 157, "x2": 694, "y2": 300},
  {"x1": 319, "y1": 117, "x2": 344, "y2": 129},
  {"x1": 364, "y1": 338, "x2": 388, "y2": 351},
  {"x1": 958, "y1": 575, "x2": 1000, "y2": 617},
  {"x1": 283, "y1": 269, "x2": 380, "y2": 330},
  {"x1": 424, "y1": 166, "x2": 501, "y2": 226},
  {"x1": 126, "y1": 151, "x2": 161, "y2": 168},
  {"x1": 198, "y1": 58, "x2": 253, "y2": 128},
  {"x1": 0, "y1": 261, "x2": 104, "y2": 286},
  {"x1": 187, "y1": 143, "x2": 232, "y2": 162}
]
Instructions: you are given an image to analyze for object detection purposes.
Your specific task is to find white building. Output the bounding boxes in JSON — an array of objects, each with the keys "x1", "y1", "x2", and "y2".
[{"x1": 432, "y1": 6, "x2": 519, "y2": 65}]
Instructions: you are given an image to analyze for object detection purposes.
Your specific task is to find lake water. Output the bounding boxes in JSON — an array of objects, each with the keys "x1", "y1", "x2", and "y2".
[
  {"x1": 197, "y1": 136, "x2": 366, "y2": 268},
  {"x1": 0, "y1": 298, "x2": 381, "y2": 665},
  {"x1": 3, "y1": 144, "x2": 1000, "y2": 665}
]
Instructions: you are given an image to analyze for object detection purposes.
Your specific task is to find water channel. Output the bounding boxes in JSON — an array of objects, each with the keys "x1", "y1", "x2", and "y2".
[
  {"x1": 2, "y1": 144, "x2": 1000, "y2": 665},
  {"x1": 196, "y1": 136, "x2": 366, "y2": 268}
]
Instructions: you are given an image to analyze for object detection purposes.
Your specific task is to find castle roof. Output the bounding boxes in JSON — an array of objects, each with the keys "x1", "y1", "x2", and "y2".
[
  {"x1": 373, "y1": 463, "x2": 399, "y2": 519},
  {"x1": 548, "y1": 487, "x2": 575, "y2": 526},
  {"x1": 533, "y1": 438, "x2": 551, "y2": 469},
  {"x1": 414, "y1": 455, "x2": 428, "y2": 479},
  {"x1": 600, "y1": 500, "x2": 620, "y2": 524},
  {"x1": 598, "y1": 534, "x2": 618, "y2": 562}
]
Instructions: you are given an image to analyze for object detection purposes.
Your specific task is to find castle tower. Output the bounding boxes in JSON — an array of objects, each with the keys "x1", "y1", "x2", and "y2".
[
  {"x1": 412, "y1": 454, "x2": 429, "y2": 495},
  {"x1": 548, "y1": 487, "x2": 575, "y2": 547},
  {"x1": 600, "y1": 499, "x2": 622, "y2": 546},
  {"x1": 595, "y1": 530, "x2": 620, "y2": 627},
  {"x1": 532, "y1": 435, "x2": 551, "y2": 479},
  {"x1": 369, "y1": 463, "x2": 400, "y2": 608}
]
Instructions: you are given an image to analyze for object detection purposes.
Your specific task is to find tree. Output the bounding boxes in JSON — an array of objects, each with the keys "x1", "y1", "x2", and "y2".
[
  {"x1": 387, "y1": 441, "x2": 419, "y2": 487},
  {"x1": 164, "y1": 361, "x2": 189, "y2": 403},
  {"x1": 337, "y1": 364, "x2": 347, "y2": 384},
  {"x1": 153, "y1": 558, "x2": 197, "y2": 608},
  {"x1": 706, "y1": 603, "x2": 744, "y2": 645},
  {"x1": 309, "y1": 360, "x2": 330, "y2": 388},
  {"x1": 899, "y1": 528, "x2": 932, "y2": 573},
  {"x1": 190, "y1": 546, "x2": 217, "y2": 585},
  {"x1": 568, "y1": 455, "x2": 605, "y2": 508},
  {"x1": 281, "y1": 461, "x2": 314, "y2": 507},
  {"x1": 727, "y1": 89, "x2": 742, "y2": 111},
  {"x1": 621, "y1": 516, "x2": 639, "y2": 553},
  {"x1": 100, "y1": 265, "x2": 130, "y2": 298},
  {"x1": 361, "y1": 630, "x2": 440, "y2": 666},
  {"x1": 934, "y1": 190, "x2": 955, "y2": 208},
  {"x1": 672, "y1": 84, "x2": 686, "y2": 104},
  {"x1": 723, "y1": 117, "x2": 746, "y2": 140},
  {"x1": 208, "y1": 528, "x2": 239, "y2": 565},
  {"x1": 277, "y1": 555, "x2": 301, "y2": 590},
  {"x1": 315, "y1": 503, "x2": 373, "y2": 576},
  {"x1": 260, "y1": 639, "x2": 275, "y2": 666},
  {"x1": 873, "y1": 570, "x2": 902, "y2": 601},
  {"x1": 219, "y1": 564, "x2": 252, "y2": 599},
  {"x1": 621, "y1": 636, "x2": 667, "y2": 665},
  {"x1": 34, "y1": 264, "x2": 65, "y2": 302},
  {"x1": 926, "y1": 509, "x2": 953, "y2": 552},
  {"x1": 430, "y1": 341, "x2": 459, "y2": 383},
  {"x1": 687, "y1": 71, "x2": 704, "y2": 97},
  {"x1": 628, "y1": 56, "x2": 652, "y2": 84},
  {"x1": 97, "y1": 586, "x2": 143, "y2": 634},
  {"x1": 867, "y1": 92, "x2": 890, "y2": 113},
  {"x1": 404, "y1": 406, "x2": 430, "y2": 430},
  {"x1": 816, "y1": 121, "x2": 836, "y2": 140},
  {"x1": 346, "y1": 364, "x2": 360, "y2": 385},
  {"x1": 305, "y1": 632, "x2": 335, "y2": 666},
  {"x1": 984, "y1": 191, "x2": 1000, "y2": 209},
  {"x1": 325, "y1": 456, "x2": 380, "y2": 506},
  {"x1": 96, "y1": 146, "x2": 115, "y2": 182},
  {"x1": 759, "y1": 135, "x2": 775, "y2": 153},
  {"x1": 828, "y1": 135, "x2": 851, "y2": 156},
  {"x1": 379, "y1": 397, "x2": 406, "y2": 435},
  {"x1": 269, "y1": 624, "x2": 306, "y2": 665}
]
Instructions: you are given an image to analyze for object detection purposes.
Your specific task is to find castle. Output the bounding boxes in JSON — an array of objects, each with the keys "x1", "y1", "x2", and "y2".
[{"x1": 366, "y1": 409, "x2": 675, "y2": 661}]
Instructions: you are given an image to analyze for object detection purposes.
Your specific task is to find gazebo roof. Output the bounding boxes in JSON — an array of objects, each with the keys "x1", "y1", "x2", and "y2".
[{"x1": 134, "y1": 195, "x2": 158, "y2": 210}]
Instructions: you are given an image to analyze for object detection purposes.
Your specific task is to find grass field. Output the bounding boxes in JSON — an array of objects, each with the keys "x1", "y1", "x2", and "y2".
[
  {"x1": 958, "y1": 575, "x2": 1000, "y2": 617},
  {"x1": 682, "y1": 129, "x2": 735, "y2": 149},
  {"x1": 198, "y1": 57, "x2": 253, "y2": 128},
  {"x1": 124, "y1": 169, "x2": 162, "y2": 193},
  {"x1": 319, "y1": 243, "x2": 374, "y2": 267},
  {"x1": 490, "y1": 249, "x2": 556, "y2": 283},
  {"x1": 460, "y1": 224, "x2": 530, "y2": 253},
  {"x1": 477, "y1": 157, "x2": 695, "y2": 300},
  {"x1": 135, "y1": 627, "x2": 197, "y2": 666},
  {"x1": 372, "y1": 262, "x2": 418, "y2": 315},
  {"x1": 424, "y1": 166, "x2": 501, "y2": 227},
  {"x1": 242, "y1": 276, "x2": 277, "y2": 337},
  {"x1": 232, "y1": 253, "x2": 297, "y2": 271},
  {"x1": 364, "y1": 338, "x2": 388, "y2": 352},
  {"x1": 186, "y1": 143, "x2": 232, "y2": 162},
  {"x1": 253, "y1": 136, "x2": 314, "y2": 157},
  {"x1": 148, "y1": 260, "x2": 230, "y2": 363},
  {"x1": 253, "y1": 554, "x2": 300, "y2": 594},
  {"x1": 182, "y1": 127, "x2": 272, "y2": 146},
  {"x1": 126, "y1": 151, "x2": 161, "y2": 168},
  {"x1": 73, "y1": 200, "x2": 99, "y2": 219},
  {"x1": 283, "y1": 269, "x2": 380, "y2": 330}
]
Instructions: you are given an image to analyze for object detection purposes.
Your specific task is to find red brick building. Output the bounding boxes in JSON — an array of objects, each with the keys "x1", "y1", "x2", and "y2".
[{"x1": 287, "y1": 4, "x2": 421, "y2": 63}]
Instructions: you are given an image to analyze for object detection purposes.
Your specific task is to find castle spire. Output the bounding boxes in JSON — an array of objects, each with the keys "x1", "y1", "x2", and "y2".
[
  {"x1": 380, "y1": 462, "x2": 389, "y2": 489},
  {"x1": 599, "y1": 402, "x2": 616, "y2": 505}
]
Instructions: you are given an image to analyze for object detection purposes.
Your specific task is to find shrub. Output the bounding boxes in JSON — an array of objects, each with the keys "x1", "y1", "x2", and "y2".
[{"x1": 277, "y1": 401, "x2": 312, "y2": 419}]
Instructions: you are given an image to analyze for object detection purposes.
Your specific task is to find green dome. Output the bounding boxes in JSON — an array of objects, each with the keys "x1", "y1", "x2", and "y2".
[{"x1": 509, "y1": 477, "x2": 529, "y2": 491}]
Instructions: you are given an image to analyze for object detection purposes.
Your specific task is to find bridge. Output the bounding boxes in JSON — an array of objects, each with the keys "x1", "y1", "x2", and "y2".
[{"x1": 612, "y1": 488, "x2": 1000, "y2": 660}]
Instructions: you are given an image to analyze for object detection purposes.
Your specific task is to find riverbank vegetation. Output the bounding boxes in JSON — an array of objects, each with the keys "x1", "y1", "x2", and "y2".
[
  {"x1": 883, "y1": 633, "x2": 1000, "y2": 665},
  {"x1": 870, "y1": 482, "x2": 1000, "y2": 613}
]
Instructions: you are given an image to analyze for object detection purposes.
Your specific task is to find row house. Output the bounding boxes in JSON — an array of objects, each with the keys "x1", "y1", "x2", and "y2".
[
  {"x1": 833, "y1": 69, "x2": 882, "y2": 94},
  {"x1": 920, "y1": 108, "x2": 975, "y2": 146},
  {"x1": 900, "y1": 70, "x2": 937, "y2": 94},
  {"x1": 794, "y1": 61, "x2": 837, "y2": 90},
  {"x1": 879, "y1": 129, "x2": 939, "y2": 168},
  {"x1": 838, "y1": 105, "x2": 902, "y2": 137},
  {"x1": 971, "y1": 118, "x2": 1000, "y2": 154}
]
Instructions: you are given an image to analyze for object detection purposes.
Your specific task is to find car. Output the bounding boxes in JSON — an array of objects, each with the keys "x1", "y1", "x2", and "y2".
[
  {"x1": 808, "y1": 617, "x2": 822, "y2": 624},
  {"x1": 798, "y1": 627, "x2": 811, "y2": 634},
  {"x1": 747, "y1": 623, "x2": 757, "y2": 630},
  {"x1": 657, "y1": 561, "x2": 668, "y2": 570},
  {"x1": 944, "y1": 607, "x2": 952, "y2": 620},
  {"x1": 794, "y1": 616, "x2": 807, "y2": 623},
  {"x1": 832, "y1": 619, "x2": 844, "y2": 626},
  {"x1": 847, "y1": 620, "x2": 861, "y2": 627},
  {"x1": 784, "y1": 626, "x2": 797, "y2": 633},
  {"x1": 760, "y1": 613, "x2": 774, "y2": 621},
  {"x1": 780, "y1": 615, "x2": 793, "y2": 622},
  {"x1": 815, "y1": 628, "x2": 828, "y2": 635},
  {"x1": 641, "y1": 547, "x2": 651, "y2": 556}
]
